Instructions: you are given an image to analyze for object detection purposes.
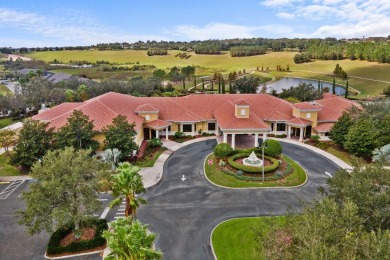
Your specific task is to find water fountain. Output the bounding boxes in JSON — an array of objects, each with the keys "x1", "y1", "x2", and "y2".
[{"x1": 243, "y1": 151, "x2": 263, "y2": 167}]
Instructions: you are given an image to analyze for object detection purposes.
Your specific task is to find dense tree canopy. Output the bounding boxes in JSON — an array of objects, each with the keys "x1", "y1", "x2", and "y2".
[
  {"x1": 19, "y1": 147, "x2": 107, "y2": 236},
  {"x1": 55, "y1": 110, "x2": 99, "y2": 152},
  {"x1": 102, "y1": 115, "x2": 138, "y2": 161},
  {"x1": 231, "y1": 76, "x2": 259, "y2": 94},
  {"x1": 10, "y1": 119, "x2": 53, "y2": 170},
  {"x1": 278, "y1": 82, "x2": 319, "y2": 101}
]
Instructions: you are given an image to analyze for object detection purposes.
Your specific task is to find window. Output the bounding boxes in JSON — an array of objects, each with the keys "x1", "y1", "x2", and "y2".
[
  {"x1": 168, "y1": 126, "x2": 171, "y2": 131},
  {"x1": 276, "y1": 123, "x2": 286, "y2": 131},
  {"x1": 183, "y1": 124, "x2": 192, "y2": 132},
  {"x1": 208, "y1": 122, "x2": 216, "y2": 131},
  {"x1": 306, "y1": 113, "x2": 311, "y2": 119},
  {"x1": 145, "y1": 115, "x2": 150, "y2": 120},
  {"x1": 240, "y1": 109, "x2": 246, "y2": 116}
]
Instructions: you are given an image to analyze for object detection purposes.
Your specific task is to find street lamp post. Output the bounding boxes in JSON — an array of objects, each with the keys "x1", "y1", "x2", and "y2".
[{"x1": 261, "y1": 137, "x2": 268, "y2": 182}]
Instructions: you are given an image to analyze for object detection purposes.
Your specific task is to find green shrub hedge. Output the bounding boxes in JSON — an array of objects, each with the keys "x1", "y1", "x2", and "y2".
[
  {"x1": 263, "y1": 139, "x2": 282, "y2": 157},
  {"x1": 220, "y1": 162, "x2": 292, "y2": 181},
  {"x1": 228, "y1": 153, "x2": 280, "y2": 173},
  {"x1": 214, "y1": 143, "x2": 233, "y2": 157},
  {"x1": 47, "y1": 217, "x2": 108, "y2": 256}
]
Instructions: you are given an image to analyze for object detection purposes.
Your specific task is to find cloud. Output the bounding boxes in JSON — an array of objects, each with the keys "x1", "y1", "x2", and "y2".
[
  {"x1": 264, "y1": 0, "x2": 390, "y2": 38},
  {"x1": 277, "y1": 12, "x2": 295, "y2": 19},
  {"x1": 0, "y1": 8, "x2": 168, "y2": 47},
  {"x1": 261, "y1": 0, "x2": 303, "y2": 7},
  {"x1": 169, "y1": 23, "x2": 297, "y2": 40}
]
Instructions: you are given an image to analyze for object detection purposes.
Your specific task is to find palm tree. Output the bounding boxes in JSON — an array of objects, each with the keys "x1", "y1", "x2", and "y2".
[
  {"x1": 103, "y1": 217, "x2": 162, "y2": 260},
  {"x1": 110, "y1": 162, "x2": 146, "y2": 219}
]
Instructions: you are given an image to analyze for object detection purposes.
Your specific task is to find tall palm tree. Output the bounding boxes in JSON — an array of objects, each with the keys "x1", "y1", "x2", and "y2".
[
  {"x1": 110, "y1": 162, "x2": 146, "y2": 219},
  {"x1": 103, "y1": 217, "x2": 162, "y2": 260}
]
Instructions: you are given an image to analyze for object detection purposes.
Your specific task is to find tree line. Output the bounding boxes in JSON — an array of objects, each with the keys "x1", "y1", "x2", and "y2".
[
  {"x1": 295, "y1": 41, "x2": 390, "y2": 64},
  {"x1": 229, "y1": 46, "x2": 267, "y2": 57}
]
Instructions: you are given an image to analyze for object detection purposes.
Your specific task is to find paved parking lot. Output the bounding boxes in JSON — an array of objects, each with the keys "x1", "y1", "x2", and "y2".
[{"x1": 0, "y1": 180, "x2": 113, "y2": 260}]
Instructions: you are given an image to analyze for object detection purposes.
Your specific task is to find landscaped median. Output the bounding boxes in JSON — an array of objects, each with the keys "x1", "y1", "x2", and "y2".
[
  {"x1": 211, "y1": 217, "x2": 286, "y2": 260},
  {"x1": 204, "y1": 153, "x2": 307, "y2": 188}
]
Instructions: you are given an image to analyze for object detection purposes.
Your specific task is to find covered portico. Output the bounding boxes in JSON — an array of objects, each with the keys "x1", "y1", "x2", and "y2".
[
  {"x1": 220, "y1": 131, "x2": 269, "y2": 149},
  {"x1": 144, "y1": 119, "x2": 172, "y2": 140},
  {"x1": 287, "y1": 118, "x2": 312, "y2": 142}
]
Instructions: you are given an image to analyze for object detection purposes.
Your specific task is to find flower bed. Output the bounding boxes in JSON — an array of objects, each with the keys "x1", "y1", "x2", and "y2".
[
  {"x1": 227, "y1": 153, "x2": 280, "y2": 173},
  {"x1": 46, "y1": 218, "x2": 108, "y2": 257}
]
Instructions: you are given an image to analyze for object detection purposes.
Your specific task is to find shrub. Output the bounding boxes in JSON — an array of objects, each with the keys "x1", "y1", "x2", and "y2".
[
  {"x1": 148, "y1": 138, "x2": 162, "y2": 148},
  {"x1": 275, "y1": 134, "x2": 287, "y2": 138},
  {"x1": 174, "y1": 131, "x2": 185, "y2": 139},
  {"x1": 47, "y1": 217, "x2": 108, "y2": 256},
  {"x1": 310, "y1": 135, "x2": 320, "y2": 142},
  {"x1": 260, "y1": 140, "x2": 282, "y2": 157},
  {"x1": 214, "y1": 143, "x2": 233, "y2": 157},
  {"x1": 227, "y1": 153, "x2": 280, "y2": 173}
]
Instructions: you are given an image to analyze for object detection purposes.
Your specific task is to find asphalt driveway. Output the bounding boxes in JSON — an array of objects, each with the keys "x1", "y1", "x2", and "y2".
[{"x1": 137, "y1": 139, "x2": 340, "y2": 260}]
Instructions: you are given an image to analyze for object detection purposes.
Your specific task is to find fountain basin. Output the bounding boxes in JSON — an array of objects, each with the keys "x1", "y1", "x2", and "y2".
[{"x1": 242, "y1": 151, "x2": 263, "y2": 167}]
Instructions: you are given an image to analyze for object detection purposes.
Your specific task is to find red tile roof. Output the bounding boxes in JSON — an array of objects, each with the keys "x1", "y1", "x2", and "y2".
[
  {"x1": 233, "y1": 98, "x2": 250, "y2": 106},
  {"x1": 135, "y1": 103, "x2": 159, "y2": 112},
  {"x1": 292, "y1": 102, "x2": 321, "y2": 111},
  {"x1": 145, "y1": 119, "x2": 171, "y2": 130},
  {"x1": 287, "y1": 117, "x2": 312, "y2": 126},
  {"x1": 314, "y1": 123, "x2": 334, "y2": 133},
  {"x1": 32, "y1": 92, "x2": 357, "y2": 133},
  {"x1": 315, "y1": 96, "x2": 361, "y2": 122},
  {"x1": 322, "y1": 93, "x2": 338, "y2": 99}
]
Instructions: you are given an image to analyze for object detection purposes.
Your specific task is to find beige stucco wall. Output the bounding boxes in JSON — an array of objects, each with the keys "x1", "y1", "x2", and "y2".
[
  {"x1": 135, "y1": 129, "x2": 144, "y2": 146},
  {"x1": 196, "y1": 121, "x2": 208, "y2": 132},
  {"x1": 93, "y1": 133, "x2": 106, "y2": 151},
  {"x1": 171, "y1": 123, "x2": 179, "y2": 132},
  {"x1": 292, "y1": 108, "x2": 318, "y2": 127},
  {"x1": 137, "y1": 112, "x2": 158, "y2": 122},
  {"x1": 234, "y1": 105, "x2": 249, "y2": 118}
]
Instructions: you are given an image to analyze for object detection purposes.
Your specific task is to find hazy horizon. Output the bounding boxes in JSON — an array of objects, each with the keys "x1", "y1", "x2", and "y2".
[{"x1": 1, "y1": 0, "x2": 389, "y2": 48}]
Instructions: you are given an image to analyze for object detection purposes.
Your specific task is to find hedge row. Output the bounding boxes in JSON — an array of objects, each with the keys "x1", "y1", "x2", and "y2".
[
  {"x1": 228, "y1": 153, "x2": 280, "y2": 173},
  {"x1": 47, "y1": 217, "x2": 108, "y2": 256},
  {"x1": 221, "y1": 159, "x2": 292, "y2": 181}
]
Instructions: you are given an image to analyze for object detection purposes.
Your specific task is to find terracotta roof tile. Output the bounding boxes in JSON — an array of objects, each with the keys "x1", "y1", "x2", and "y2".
[
  {"x1": 287, "y1": 117, "x2": 312, "y2": 126},
  {"x1": 314, "y1": 123, "x2": 334, "y2": 133},
  {"x1": 135, "y1": 103, "x2": 159, "y2": 112},
  {"x1": 292, "y1": 102, "x2": 321, "y2": 111},
  {"x1": 315, "y1": 96, "x2": 361, "y2": 122},
  {"x1": 145, "y1": 119, "x2": 171, "y2": 130},
  {"x1": 233, "y1": 98, "x2": 250, "y2": 106}
]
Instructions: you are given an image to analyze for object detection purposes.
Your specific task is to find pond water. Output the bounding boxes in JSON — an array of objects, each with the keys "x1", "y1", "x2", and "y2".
[{"x1": 261, "y1": 77, "x2": 346, "y2": 96}]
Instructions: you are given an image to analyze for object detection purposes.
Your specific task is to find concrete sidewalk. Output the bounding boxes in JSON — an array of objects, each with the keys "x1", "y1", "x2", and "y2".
[{"x1": 139, "y1": 136, "x2": 217, "y2": 188}]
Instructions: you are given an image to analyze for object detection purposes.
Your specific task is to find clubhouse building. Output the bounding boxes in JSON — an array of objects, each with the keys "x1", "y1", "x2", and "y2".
[{"x1": 32, "y1": 92, "x2": 359, "y2": 150}]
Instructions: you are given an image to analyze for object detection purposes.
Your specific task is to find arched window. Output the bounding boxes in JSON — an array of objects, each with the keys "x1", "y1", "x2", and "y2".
[
  {"x1": 145, "y1": 115, "x2": 150, "y2": 120},
  {"x1": 240, "y1": 109, "x2": 246, "y2": 116}
]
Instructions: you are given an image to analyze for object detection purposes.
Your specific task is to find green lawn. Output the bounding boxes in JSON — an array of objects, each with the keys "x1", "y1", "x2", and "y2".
[
  {"x1": 205, "y1": 154, "x2": 307, "y2": 188},
  {"x1": 212, "y1": 216, "x2": 286, "y2": 260},
  {"x1": 0, "y1": 118, "x2": 18, "y2": 129},
  {"x1": 323, "y1": 146, "x2": 353, "y2": 166},
  {"x1": 0, "y1": 84, "x2": 12, "y2": 96},
  {"x1": 26, "y1": 50, "x2": 390, "y2": 97},
  {"x1": 0, "y1": 153, "x2": 21, "y2": 176}
]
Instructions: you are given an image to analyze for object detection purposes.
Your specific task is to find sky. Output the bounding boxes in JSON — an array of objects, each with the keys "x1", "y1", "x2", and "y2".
[{"x1": 0, "y1": 0, "x2": 389, "y2": 47}]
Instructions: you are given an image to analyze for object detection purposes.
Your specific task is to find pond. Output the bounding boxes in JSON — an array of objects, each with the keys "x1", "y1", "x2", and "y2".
[{"x1": 261, "y1": 77, "x2": 346, "y2": 96}]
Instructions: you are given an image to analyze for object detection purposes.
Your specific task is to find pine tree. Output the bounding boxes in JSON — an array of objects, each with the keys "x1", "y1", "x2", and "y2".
[
  {"x1": 218, "y1": 75, "x2": 221, "y2": 94},
  {"x1": 345, "y1": 81, "x2": 349, "y2": 98},
  {"x1": 332, "y1": 78, "x2": 336, "y2": 94},
  {"x1": 221, "y1": 78, "x2": 225, "y2": 94},
  {"x1": 193, "y1": 77, "x2": 196, "y2": 89},
  {"x1": 182, "y1": 79, "x2": 185, "y2": 89},
  {"x1": 202, "y1": 78, "x2": 205, "y2": 90}
]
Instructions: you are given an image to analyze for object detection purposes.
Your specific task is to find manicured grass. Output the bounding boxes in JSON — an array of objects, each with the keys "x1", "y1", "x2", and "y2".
[
  {"x1": 212, "y1": 216, "x2": 286, "y2": 260},
  {"x1": 0, "y1": 118, "x2": 18, "y2": 129},
  {"x1": 135, "y1": 147, "x2": 167, "y2": 167},
  {"x1": 0, "y1": 153, "x2": 21, "y2": 176},
  {"x1": 323, "y1": 146, "x2": 353, "y2": 165},
  {"x1": 205, "y1": 154, "x2": 307, "y2": 188},
  {"x1": 0, "y1": 84, "x2": 12, "y2": 95},
  {"x1": 26, "y1": 50, "x2": 390, "y2": 97}
]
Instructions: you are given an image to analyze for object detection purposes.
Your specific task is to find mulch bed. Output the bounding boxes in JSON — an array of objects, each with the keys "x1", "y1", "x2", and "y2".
[{"x1": 60, "y1": 227, "x2": 96, "y2": 247}]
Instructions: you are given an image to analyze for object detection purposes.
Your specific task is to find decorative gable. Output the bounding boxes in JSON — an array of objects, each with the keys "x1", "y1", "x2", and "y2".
[{"x1": 233, "y1": 99, "x2": 250, "y2": 118}]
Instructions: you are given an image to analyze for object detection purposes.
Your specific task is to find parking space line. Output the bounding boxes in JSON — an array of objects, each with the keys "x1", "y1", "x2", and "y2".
[
  {"x1": 100, "y1": 207, "x2": 110, "y2": 219},
  {"x1": 0, "y1": 180, "x2": 24, "y2": 199}
]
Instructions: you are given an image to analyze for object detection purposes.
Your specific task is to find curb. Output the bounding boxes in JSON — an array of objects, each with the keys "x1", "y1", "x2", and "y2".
[
  {"x1": 44, "y1": 250, "x2": 103, "y2": 259},
  {"x1": 203, "y1": 153, "x2": 308, "y2": 190}
]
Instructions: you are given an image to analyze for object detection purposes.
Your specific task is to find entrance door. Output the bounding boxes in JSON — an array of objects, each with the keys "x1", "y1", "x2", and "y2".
[
  {"x1": 143, "y1": 128, "x2": 150, "y2": 140},
  {"x1": 305, "y1": 126, "x2": 312, "y2": 137}
]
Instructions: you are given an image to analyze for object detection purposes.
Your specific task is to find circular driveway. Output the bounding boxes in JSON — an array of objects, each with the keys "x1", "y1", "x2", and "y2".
[{"x1": 137, "y1": 139, "x2": 340, "y2": 260}]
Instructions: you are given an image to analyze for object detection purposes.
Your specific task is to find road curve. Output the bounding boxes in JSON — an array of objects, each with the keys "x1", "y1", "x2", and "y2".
[{"x1": 137, "y1": 140, "x2": 340, "y2": 260}]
